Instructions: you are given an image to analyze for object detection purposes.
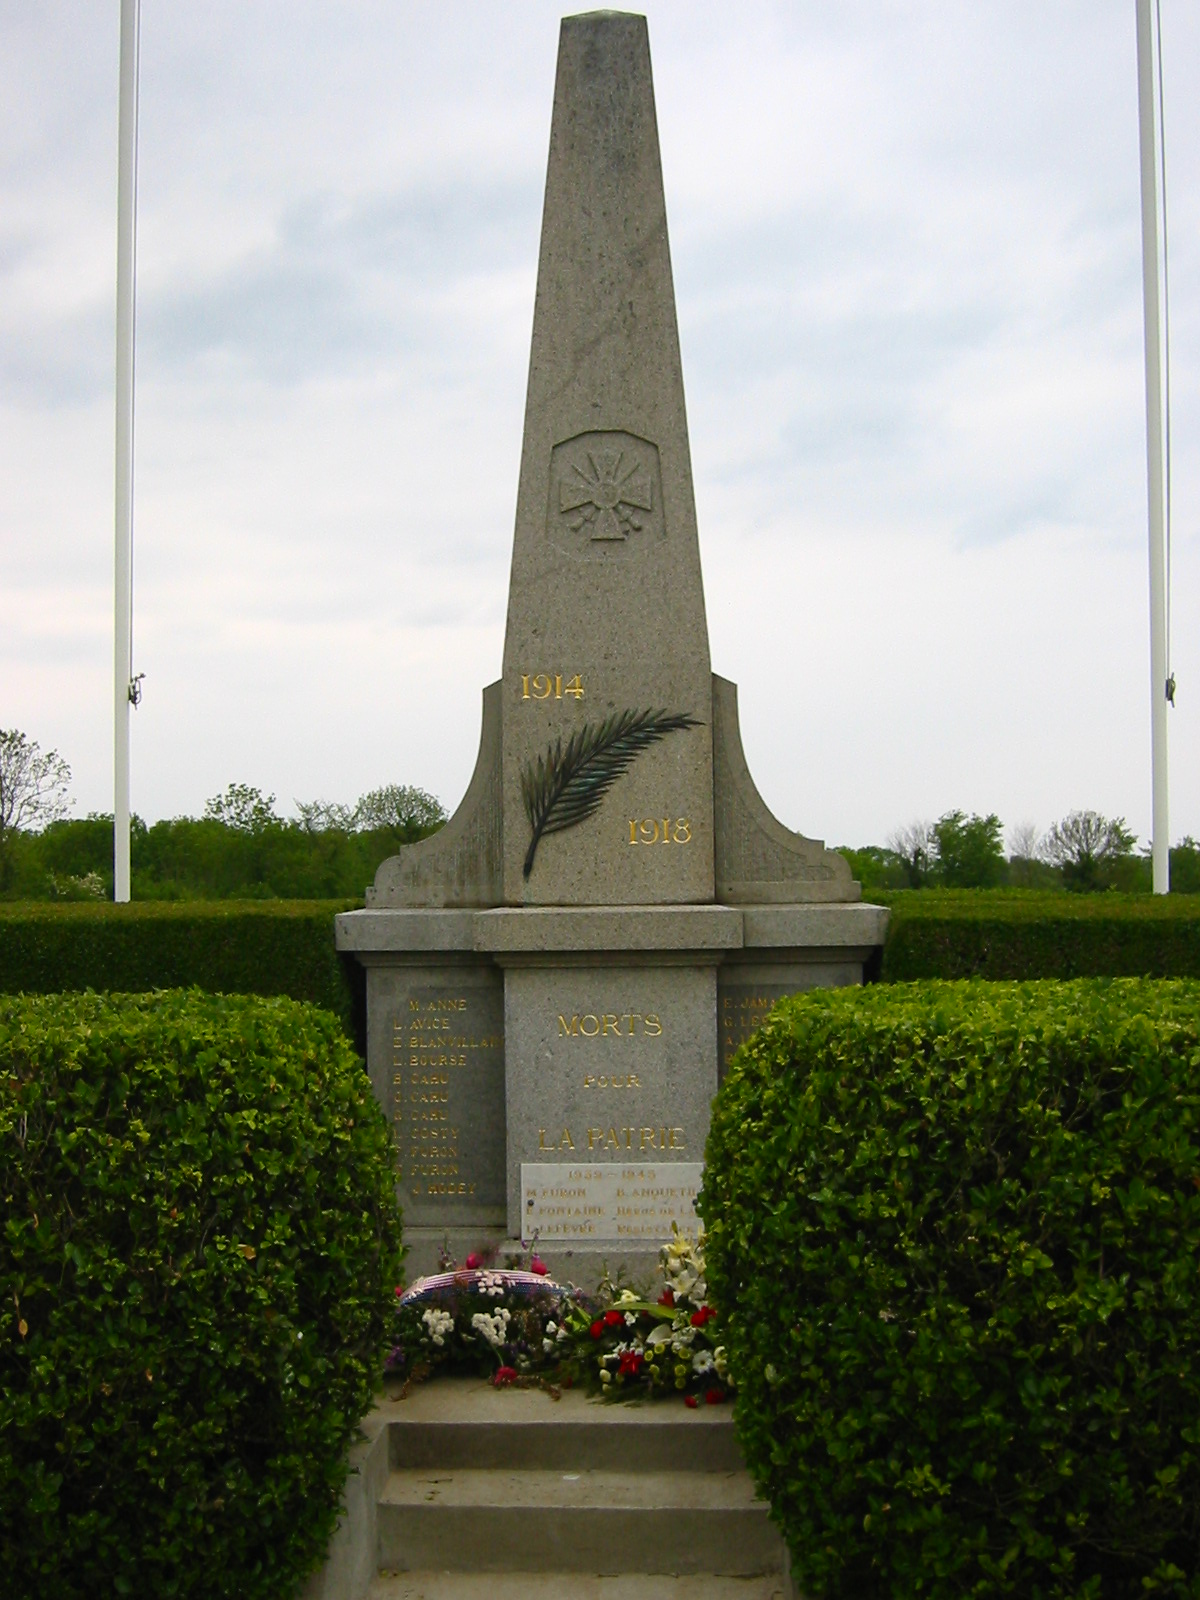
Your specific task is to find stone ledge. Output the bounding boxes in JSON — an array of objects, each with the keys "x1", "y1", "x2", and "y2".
[
  {"x1": 336, "y1": 903, "x2": 888, "y2": 957},
  {"x1": 335, "y1": 909, "x2": 478, "y2": 952},
  {"x1": 741, "y1": 903, "x2": 888, "y2": 949},
  {"x1": 475, "y1": 906, "x2": 743, "y2": 953}
]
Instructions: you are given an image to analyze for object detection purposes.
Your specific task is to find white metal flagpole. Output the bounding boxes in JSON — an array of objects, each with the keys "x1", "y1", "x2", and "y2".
[
  {"x1": 114, "y1": 0, "x2": 141, "y2": 902},
  {"x1": 1136, "y1": 0, "x2": 1170, "y2": 895}
]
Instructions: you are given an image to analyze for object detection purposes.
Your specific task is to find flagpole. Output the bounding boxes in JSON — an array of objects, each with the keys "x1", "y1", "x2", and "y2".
[
  {"x1": 1136, "y1": 0, "x2": 1170, "y2": 894},
  {"x1": 114, "y1": 0, "x2": 140, "y2": 902}
]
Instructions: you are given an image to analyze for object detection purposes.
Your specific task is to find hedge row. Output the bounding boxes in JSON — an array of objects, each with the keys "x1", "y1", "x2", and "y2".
[
  {"x1": 878, "y1": 890, "x2": 1200, "y2": 981},
  {"x1": 0, "y1": 989, "x2": 404, "y2": 1600},
  {"x1": 1, "y1": 895, "x2": 1199, "y2": 1025},
  {"x1": 703, "y1": 979, "x2": 1200, "y2": 1599},
  {"x1": 0, "y1": 900, "x2": 362, "y2": 1042}
]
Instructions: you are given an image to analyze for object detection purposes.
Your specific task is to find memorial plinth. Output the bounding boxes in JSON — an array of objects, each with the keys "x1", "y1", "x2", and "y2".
[{"x1": 336, "y1": 11, "x2": 888, "y2": 1280}]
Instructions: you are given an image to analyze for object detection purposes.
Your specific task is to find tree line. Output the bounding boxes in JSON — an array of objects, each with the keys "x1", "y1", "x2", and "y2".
[
  {"x1": 3, "y1": 730, "x2": 1199, "y2": 900},
  {"x1": 840, "y1": 808, "x2": 1200, "y2": 896},
  {"x1": 0, "y1": 731, "x2": 445, "y2": 900}
]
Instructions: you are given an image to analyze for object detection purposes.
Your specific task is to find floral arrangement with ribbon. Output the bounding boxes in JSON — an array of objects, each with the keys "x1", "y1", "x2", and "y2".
[{"x1": 387, "y1": 1228, "x2": 730, "y2": 1404}]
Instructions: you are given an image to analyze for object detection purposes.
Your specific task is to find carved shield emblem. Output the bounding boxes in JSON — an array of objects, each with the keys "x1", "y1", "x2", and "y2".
[{"x1": 547, "y1": 430, "x2": 664, "y2": 549}]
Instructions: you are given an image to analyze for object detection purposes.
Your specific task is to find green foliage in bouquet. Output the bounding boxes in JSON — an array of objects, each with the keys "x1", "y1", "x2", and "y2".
[
  {"x1": 557, "y1": 1232, "x2": 732, "y2": 1404},
  {"x1": 1, "y1": 990, "x2": 404, "y2": 1600},
  {"x1": 702, "y1": 979, "x2": 1200, "y2": 1600}
]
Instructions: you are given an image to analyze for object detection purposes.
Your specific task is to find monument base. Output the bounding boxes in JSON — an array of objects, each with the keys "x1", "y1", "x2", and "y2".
[{"x1": 338, "y1": 901, "x2": 886, "y2": 1289}]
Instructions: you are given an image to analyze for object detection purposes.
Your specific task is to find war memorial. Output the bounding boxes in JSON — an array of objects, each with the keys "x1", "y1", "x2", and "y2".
[{"x1": 336, "y1": 9, "x2": 887, "y2": 1280}]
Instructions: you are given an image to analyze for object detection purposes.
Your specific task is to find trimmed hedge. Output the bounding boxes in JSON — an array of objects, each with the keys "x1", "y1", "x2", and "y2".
[
  {"x1": 0, "y1": 900, "x2": 361, "y2": 1041},
  {"x1": 878, "y1": 890, "x2": 1200, "y2": 981},
  {"x1": 703, "y1": 979, "x2": 1200, "y2": 1599},
  {"x1": 0, "y1": 989, "x2": 404, "y2": 1600},
  {"x1": 2, "y1": 896, "x2": 1199, "y2": 1028}
]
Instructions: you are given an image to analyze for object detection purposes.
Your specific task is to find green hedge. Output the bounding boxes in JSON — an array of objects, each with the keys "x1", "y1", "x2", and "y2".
[
  {"x1": 703, "y1": 979, "x2": 1200, "y2": 1599},
  {"x1": 877, "y1": 890, "x2": 1200, "y2": 981},
  {"x1": 2, "y1": 896, "x2": 1198, "y2": 1028},
  {"x1": 0, "y1": 900, "x2": 361, "y2": 1041},
  {"x1": 0, "y1": 989, "x2": 404, "y2": 1600}
]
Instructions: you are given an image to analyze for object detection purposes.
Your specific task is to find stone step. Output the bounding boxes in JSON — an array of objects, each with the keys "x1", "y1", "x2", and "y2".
[
  {"x1": 301, "y1": 1384, "x2": 791, "y2": 1598},
  {"x1": 376, "y1": 1466, "x2": 779, "y2": 1576},
  {"x1": 386, "y1": 1378, "x2": 742, "y2": 1474},
  {"x1": 368, "y1": 1572, "x2": 789, "y2": 1599}
]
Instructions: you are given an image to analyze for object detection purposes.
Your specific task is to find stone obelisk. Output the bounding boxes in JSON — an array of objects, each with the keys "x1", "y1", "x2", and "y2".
[
  {"x1": 501, "y1": 12, "x2": 713, "y2": 907},
  {"x1": 337, "y1": 11, "x2": 886, "y2": 1281}
]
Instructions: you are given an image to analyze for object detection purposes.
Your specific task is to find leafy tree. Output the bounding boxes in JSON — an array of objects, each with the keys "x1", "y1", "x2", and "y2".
[
  {"x1": 836, "y1": 845, "x2": 908, "y2": 896},
  {"x1": 0, "y1": 730, "x2": 71, "y2": 888},
  {"x1": 934, "y1": 812, "x2": 1011, "y2": 889},
  {"x1": 352, "y1": 784, "x2": 445, "y2": 836},
  {"x1": 1041, "y1": 810, "x2": 1136, "y2": 892},
  {"x1": 295, "y1": 786, "x2": 445, "y2": 839},
  {"x1": 203, "y1": 783, "x2": 281, "y2": 833},
  {"x1": 887, "y1": 821, "x2": 937, "y2": 888},
  {"x1": 295, "y1": 799, "x2": 355, "y2": 833},
  {"x1": 932, "y1": 809, "x2": 1006, "y2": 888}
]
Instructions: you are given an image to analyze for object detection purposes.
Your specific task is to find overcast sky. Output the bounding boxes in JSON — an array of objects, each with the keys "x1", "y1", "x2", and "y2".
[{"x1": 2, "y1": 2, "x2": 1197, "y2": 854}]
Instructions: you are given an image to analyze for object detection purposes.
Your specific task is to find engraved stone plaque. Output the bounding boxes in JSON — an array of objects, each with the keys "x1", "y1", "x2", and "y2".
[
  {"x1": 503, "y1": 963, "x2": 718, "y2": 1234},
  {"x1": 718, "y1": 983, "x2": 793, "y2": 1081},
  {"x1": 521, "y1": 1160, "x2": 703, "y2": 1242},
  {"x1": 382, "y1": 975, "x2": 506, "y2": 1227}
]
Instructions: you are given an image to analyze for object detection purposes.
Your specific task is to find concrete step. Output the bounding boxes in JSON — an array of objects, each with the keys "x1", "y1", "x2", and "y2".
[
  {"x1": 385, "y1": 1378, "x2": 742, "y2": 1474},
  {"x1": 369, "y1": 1572, "x2": 789, "y2": 1599},
  {"x1": 376, "y1": 1466, "x2": 779, "y2": 1575},
  {"x1": 299, "y1": 1382, "x2": 790, "y2": 1598}
]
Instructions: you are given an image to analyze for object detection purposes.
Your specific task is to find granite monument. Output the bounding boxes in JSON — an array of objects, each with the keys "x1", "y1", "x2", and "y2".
[{"x1": 337, "y1": 10, "x2": 888, "y2": 1278}]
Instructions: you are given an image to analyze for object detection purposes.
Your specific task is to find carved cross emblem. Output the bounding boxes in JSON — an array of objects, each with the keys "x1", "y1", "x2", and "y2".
[{"x1": 560, "y1": 450, "x2": 654, "y2": 540}]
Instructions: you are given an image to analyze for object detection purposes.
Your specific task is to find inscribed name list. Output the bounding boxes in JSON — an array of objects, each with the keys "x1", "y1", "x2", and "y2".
[
  {"x1": 392, "y1": 983, "x2": 505, "y2": 1224},
  {"x1": 521, "y1": 1161, "x2": 702, "y2": 1242},
  {"x1": 719, "y1": 985, "x2": 792, "y2": 1080}
]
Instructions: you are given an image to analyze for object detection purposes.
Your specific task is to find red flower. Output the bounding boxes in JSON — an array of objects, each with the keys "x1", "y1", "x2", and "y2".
[
  {"x1": 705, "y1": 1387, "x2": 726, "y2": 1405},
  {"x1": 618, "y1": 1349, "x2": 644, "y2": 1378},
  {"x1": 684, "y1": 1393, "x2": 699, "y2": 1408},
  {"x1": 590, "y1": 1320, "x2": 605, "y2": 1339},
  {"x1": 530, "y1": 1256, "x2": 549, "y2": 1276},
  {"x1": 492, "y1": 1366, "x2": 517, "y2": 1387},
  {"x1": 394, "y1": 1285, "x2": 404, "y2": 1297},
  {"x1": 658, "y1": 1288, "x2": 675, "y2": 1307},
  {"x1": 690, "y1": 1306, "x2": 716, "y2": 1328},
  {"x1": 604, "y1": 1309, "x2": 624, "y2": 1327},
  {"x1": 465, "y1": 1253, "x2": 482, "y2": 1270}
]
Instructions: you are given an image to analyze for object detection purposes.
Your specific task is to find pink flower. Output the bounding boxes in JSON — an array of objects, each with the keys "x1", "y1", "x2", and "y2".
[
  {"x1": 465, "y1": 1253, "x2": 482, "y2": 1270},
  {"x1": 492, "y1": 1366, "x2": 518, "y2": 1387},
  {"x1": 530, "y1": 1256, "x2": 549, "y2": 1276}
]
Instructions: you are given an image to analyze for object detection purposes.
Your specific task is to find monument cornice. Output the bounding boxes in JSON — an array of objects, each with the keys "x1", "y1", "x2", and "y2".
[{"x1": 336, "y1": 901, "x2": 886, "y2": 957}]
